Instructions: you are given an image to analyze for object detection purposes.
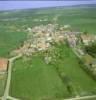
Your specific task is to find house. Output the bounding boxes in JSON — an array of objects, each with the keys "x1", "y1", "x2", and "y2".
[
  {"x1": 64, "y1": 25, "x2": 71, "y2": 29},
  {"x1": 67, "y1": 34, "x2": 77, "y2": 47},
  {"x1": 77, "y1": 49, "x2": 84, "y2": 56},
  {"x1": 44, "y1": 56, "x2": 52, "y2": 64},
  {"x1": 0, "y1": 58, "x2": 8, "y2": 72},
  {"x1": 27, "y1": 27, "x2": 32, "y2": 32},
  {"x1": 91, "y1": 59, "x2": 96, "y2": 68},
  {"x1": 46, "y1": 37, "x2": 53, "y2": 42},
  {"x1": 37, "y1": 42, "x2": 49, "y2": 51},
  {"x1": 80, "y1": 34, "x2": 95, "y2": 45}
]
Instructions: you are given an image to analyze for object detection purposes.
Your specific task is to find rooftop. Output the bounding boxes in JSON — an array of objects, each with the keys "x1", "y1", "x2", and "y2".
[{"x1": 0, "y1": 58, "x2": 8, "y2": 71}]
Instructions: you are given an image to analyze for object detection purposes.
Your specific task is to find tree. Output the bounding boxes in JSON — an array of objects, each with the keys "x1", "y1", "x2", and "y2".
[
  {"x1": 61, "y1": 73, "x2": 74, "y2": 95},
  {"x1": 83, "y1": 31, "x2": 88, "y2": 35},
  {"x1": 85, "y1": 42, "x2": 96, "y2": 58}
]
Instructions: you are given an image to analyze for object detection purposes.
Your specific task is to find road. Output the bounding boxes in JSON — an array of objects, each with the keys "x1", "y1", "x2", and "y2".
[
  {"x1": 2, "y1": 54, "x2": 22, "y2": 100},
  {"x1": 7, "y1": 96, "x2": 19, "y2": 100},
  {"x1": 64, "y1": 94, "x2": 96, "y2": 100}
]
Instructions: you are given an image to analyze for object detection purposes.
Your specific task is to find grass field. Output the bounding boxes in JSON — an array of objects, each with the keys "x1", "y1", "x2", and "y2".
[
  {"x1": 10, "y1": 44, "x2": 96, "y2": 100},
  {"x1": 0, "y1": 74, "x2": 7, "y2": 96},
  {"x1": 10, "y1": 56, "x2": 69, "y2": 100},
  {"x1": 52, "y1": 44, "x2": 96, "y2": 95},
  {"x1": 0, "y1": 28, "x2": 27, "y2": 57},
  {"x1": 0, "y1": 7, "x2": 96, "y2": 32}
]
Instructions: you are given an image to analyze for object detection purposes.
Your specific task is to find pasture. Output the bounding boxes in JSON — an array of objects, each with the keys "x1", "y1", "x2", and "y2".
[
  {"x1": 10, "y1": 44, "x2": 96, "y2": 99},
  {"x1": 0, "y1": 74, "x2": 7, "y2": 96}
]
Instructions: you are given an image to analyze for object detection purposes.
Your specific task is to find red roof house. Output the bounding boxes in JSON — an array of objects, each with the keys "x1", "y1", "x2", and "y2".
[{"x1": 0, "y1": 58, "x2": 8, "y2": 72}]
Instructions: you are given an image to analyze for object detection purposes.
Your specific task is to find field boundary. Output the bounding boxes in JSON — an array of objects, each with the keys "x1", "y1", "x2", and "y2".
[{"x1": 64, "y1": 94, "x2": 96, "y2": 100}]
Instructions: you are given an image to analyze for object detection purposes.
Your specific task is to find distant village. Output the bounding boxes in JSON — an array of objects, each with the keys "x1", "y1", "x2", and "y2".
[
  {"x1": 0, "y1": 23, "x2": 96, "y2": 78},
  {"x1": 11, "y1": 24, "x2": 96, "y2": 56},
  {"x1": 11, "y1": 23, "x2": 96, "y2": 78}
]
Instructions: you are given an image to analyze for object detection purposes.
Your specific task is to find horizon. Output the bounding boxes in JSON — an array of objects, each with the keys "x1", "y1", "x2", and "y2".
[{"x1": 0, "y1": 1, "x2": 96, "y2": 11}]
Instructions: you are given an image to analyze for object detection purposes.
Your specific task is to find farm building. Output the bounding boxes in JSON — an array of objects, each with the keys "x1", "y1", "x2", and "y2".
[
  {"x1": 80, "y1": 34, "x2": 95, "y2": 45},
  {"x1": 0, "y1": 58, "x2": 8, "y2": 72}
]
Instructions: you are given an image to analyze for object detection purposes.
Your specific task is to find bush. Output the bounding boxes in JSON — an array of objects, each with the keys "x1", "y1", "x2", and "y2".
[{"x1": 85, "y1": 42, "x2": 96, "y2": 58}]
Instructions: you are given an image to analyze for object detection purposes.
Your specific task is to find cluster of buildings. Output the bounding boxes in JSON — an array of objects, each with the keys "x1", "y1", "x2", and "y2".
[
  {"x1": 11, "y1": 23, "x2": 96, "y2": 57},
  {"x1": 66, "y1": 32, "x2": 96, "y2": 48},
  {"x1": 80, "y1": 34, "x2": 96, "y2": 45},
  {"x1": 11, "y1": 24, "x2": 66, "y2": 56},
  {"x1": 65, "y1": 32, "x2": 78, "y2": 47},
  {"x1": 1, "y1": 23, "x2": 96, "y2": 75},
  {"x1": 7, "y1": 23, "x2": 96, "y2": 76},
  {"x1": 33, "y1": 18, "x2": 48, "y2": 22}
]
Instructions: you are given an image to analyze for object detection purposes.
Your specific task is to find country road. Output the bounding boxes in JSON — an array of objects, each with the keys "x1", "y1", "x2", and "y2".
[
  {"x1": 2, "y1": 54, "x2": 22, "y2": 100},
  {"x1": 64, "y1": 94, "x2": 96, "y2": 100}
]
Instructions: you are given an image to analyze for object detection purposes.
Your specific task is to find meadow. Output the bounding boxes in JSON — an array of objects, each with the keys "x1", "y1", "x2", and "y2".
[
  {"x1": 10, "y1": 55, "x2": 69, "y2": 100},
  {"x1": 10, "y1": 43, "x2": 96, "y2": 100},
  {"x1": 0, "y1": 74, "x2": 6, "y2": 96},
  {"x1": 0, "y1": 20, "x2": 27, "y2": 57}
]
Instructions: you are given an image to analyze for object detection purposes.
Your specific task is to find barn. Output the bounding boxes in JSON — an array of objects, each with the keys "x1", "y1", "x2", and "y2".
[{"x1": 0, "y1": 58, "x2": 8, "y2": 72}]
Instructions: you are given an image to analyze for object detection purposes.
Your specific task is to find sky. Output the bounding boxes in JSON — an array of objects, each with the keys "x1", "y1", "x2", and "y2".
[{"x1": 0, "y1": 0, "x2": 96, "y2": 11}]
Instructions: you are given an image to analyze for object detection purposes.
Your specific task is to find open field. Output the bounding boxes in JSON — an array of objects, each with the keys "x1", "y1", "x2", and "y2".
[
  {"x1": 10, "y1": 44, "x2": 96, "y2": 100},
  {"x1": 0, "y1": 6, "x2": 96, "y2": 99},
  {"x1": 10, "y1": 55, "x2": 69, "y2": 100},
  {"x1": 0, "y1": 14, "x2": 27, "y2": 57},
  {"x1": 53, "y1": 44, "x2": 96, "y2": 95},
  {"x1": 0, "y1": 7, "x2": 96, "y2": 32},
  {"x1": 0, "y1": 28, "x2": 27, "y2": 57},
  {"x1": 0, "y1": 74, "x2": 7, "y2": 96}
]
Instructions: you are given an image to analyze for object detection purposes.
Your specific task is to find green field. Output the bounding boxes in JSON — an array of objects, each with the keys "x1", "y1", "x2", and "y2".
[
  {"x1": 0, "y1": 31, "x2": 27, "y2": 57},
  {"x1": 0, "y1": 74, "x2": 7, "y2": 96},
  {"x1": 10, "y1": 55, "x2": 69, "y2": 100},
  {"x1": 10, "y1": 44, "x2": 96, "y2": 100},
  {"x1": 0, "y1": 6, "x2": 96, "y2": 99}
]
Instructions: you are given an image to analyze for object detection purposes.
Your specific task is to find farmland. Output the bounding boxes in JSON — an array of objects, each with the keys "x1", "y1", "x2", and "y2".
[
  {"x1": 10, "y1": 55, "x2": 69, "y2": 100},
  {"x1": 0, "y1": 74, "x2": 6, "y2": 96},
  {"x1": 0, "y1": 6, "x2": 96, "y2": 100},
  {"x1": 10, "y1": 43, "x2": 96, "y2": 100}
]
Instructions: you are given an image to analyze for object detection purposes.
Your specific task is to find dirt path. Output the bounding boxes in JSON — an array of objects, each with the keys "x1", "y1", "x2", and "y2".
[
  {"x1": 64, "y1": 95, "x2": 96, "y2": 100},
  {"x1": 7, "y1": 96, "x2": 20, "y2": 100},
  {"x1": 2, "y1": 54, "x2": 22, "y2": 100}
]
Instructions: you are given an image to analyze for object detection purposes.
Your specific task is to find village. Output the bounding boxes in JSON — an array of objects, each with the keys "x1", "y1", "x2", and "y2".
[
  {"x1": 0, "y1": 23, "x2": 96, "y2": 76},
  {"x1": 9, "y1": 23, "x2": 96, "y2": 77}
]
